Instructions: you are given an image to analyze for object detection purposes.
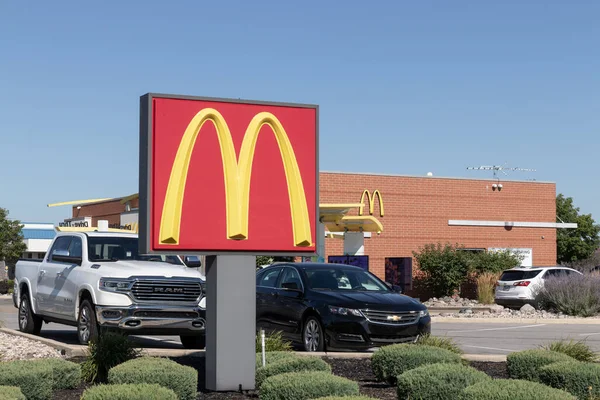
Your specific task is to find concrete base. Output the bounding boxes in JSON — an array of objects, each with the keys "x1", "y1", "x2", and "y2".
[{"x1": 205, "y1": 255, "x2": 256, "y2": 391}]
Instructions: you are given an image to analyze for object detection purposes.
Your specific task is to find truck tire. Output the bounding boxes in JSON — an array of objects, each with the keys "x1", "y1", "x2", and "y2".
[
  {"x1": 78, "y1": 299, "x2": 99, "y2": 345},
  {"x1": 180, "y1": 334, "x2": 206, "y2": 349},
  {"x1": 18, "y1": 293, "x2": 42, "y2": 335}
]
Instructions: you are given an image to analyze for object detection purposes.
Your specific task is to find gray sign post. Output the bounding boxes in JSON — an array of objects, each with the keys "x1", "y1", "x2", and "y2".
[{"x1": 205, "y1": 255, "x2": 256, "y2": 391}]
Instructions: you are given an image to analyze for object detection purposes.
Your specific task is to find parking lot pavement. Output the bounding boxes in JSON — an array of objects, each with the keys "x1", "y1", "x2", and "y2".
[
  {"x1": 0, "y1": 297, "x2": 185, "y2": 349},
  {"x1": 432, "y1": 321, "x2": 600, "y2": 355}
]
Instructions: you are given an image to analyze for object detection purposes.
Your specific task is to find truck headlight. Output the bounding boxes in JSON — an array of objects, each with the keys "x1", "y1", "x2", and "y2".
[
  {"x1": 328, "y1": 306, "x2": 363, "y2": 317},
  {"x1": 99, "y1": 278, "x2": 133, "y2": 292}
]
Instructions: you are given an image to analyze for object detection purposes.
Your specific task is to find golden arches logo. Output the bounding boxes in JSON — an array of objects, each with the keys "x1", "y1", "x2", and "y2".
[
  {"x1": 359, "y1": 190, "x2": 384, "y2": 217},
  {"x1": 159, "y1": 108, "x2": 313, "y2": 247}
]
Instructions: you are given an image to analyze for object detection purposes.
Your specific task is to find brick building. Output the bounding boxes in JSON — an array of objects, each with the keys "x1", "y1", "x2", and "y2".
[{"x1": 66, "y1": 171, "x2": 565, "y2": 292}]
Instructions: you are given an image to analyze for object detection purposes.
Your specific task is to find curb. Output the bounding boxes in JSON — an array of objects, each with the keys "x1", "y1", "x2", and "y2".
[
  {"x1": 428, "y1": 307, "x2": 492, "y2": 315},
  {"x1": 432, "y1": 317, "x2": 600, "y2": 324},
  {"x1": 296, "y1": 351, "x2": 506, "y2": 362},
  {"x1": 0, "y1": 328, "x2": 86, "y2": 358}
]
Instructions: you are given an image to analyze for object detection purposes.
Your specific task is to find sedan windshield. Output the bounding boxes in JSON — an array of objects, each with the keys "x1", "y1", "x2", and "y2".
[{"x1": 304, "y1": 267, "x2": 389, "y2": 292}]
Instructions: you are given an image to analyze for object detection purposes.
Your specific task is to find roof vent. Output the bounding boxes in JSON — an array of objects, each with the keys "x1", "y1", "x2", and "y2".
[{"x1": 97, "y1": 220, "x2": 109, "y2": 232}]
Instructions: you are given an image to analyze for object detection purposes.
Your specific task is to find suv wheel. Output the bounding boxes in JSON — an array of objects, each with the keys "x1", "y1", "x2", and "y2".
[
  {"x1": 19, "y1": 293, "x2": 42, "y2": 335},
  {"x1": 180, "y1": 335, "x2": 206, "y2": 349},
  {"x1": 303, "y1": 316, "x2": 325, "y2": 352},
  {"x1": 78, "y1": 299, "x2": 99, "y2": 345}
]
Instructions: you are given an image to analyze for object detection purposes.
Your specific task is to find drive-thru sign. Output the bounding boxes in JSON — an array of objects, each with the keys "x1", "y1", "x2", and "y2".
[{"x1": 138, "y1": 93, "x2": 319, "y2": 391}]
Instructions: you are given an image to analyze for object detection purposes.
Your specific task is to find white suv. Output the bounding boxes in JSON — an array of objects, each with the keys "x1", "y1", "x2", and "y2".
[{"x1": 494, "y1": 266, "x2": 582, "y2": 309}]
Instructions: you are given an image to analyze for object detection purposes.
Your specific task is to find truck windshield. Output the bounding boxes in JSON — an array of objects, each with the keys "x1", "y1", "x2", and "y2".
[{"x1": 87, "y1": 237, "x2": 183, "y2": 266}]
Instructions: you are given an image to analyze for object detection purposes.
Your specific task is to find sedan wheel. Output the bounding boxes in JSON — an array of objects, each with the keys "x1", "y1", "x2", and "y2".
[{"x1": 303, "y1": 317, "x2": 325, "y2": 352}]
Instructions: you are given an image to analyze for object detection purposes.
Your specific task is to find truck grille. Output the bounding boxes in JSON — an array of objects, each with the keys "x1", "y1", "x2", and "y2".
[
  {"x1": 360, "y1": 309, "x2": 419, "y2": 325},
  {"x1": 131, "y1": 280, "x2": 202, "y2": 302}
]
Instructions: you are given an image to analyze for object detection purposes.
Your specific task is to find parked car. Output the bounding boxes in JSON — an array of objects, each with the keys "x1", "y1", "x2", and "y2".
[
  {"x1": 494, "y1": 266, "x2": 582, "y2": 309},
  {"x1": 256, "y1": 262, "x2": 431, "y2": 352},
  {"x1": 14, "y1": 230, "x2": 206, "y2": 348}
]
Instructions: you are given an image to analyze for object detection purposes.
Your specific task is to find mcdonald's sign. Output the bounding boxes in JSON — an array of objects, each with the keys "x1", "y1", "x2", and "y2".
[
  {"x1": 359, "y1": 190, "x2": 384, "y2": 217},
  {"x1": 138, "y1": 93, "x2": 319, "y2": 255}
]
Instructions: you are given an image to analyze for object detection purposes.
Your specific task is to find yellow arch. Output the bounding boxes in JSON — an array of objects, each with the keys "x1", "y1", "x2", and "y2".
[
  {"x1": 159, "y1": 108, "x2": 312, "y2": 247},
  {"x1": 359, "y1": 190, "x2": 384, "y2": 217}
]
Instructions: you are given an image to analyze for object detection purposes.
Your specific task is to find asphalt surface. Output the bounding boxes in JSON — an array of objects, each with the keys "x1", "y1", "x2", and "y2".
[{"x1": 4, "y1": 297, "x2": 600, "y2": 355}]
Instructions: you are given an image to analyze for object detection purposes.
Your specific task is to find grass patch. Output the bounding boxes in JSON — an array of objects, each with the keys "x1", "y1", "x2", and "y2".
[
  {"x1": 256, "y1": 330, "x2": 293, "y2": 353},
  {"x1": 462, "y1": 379, "x2": 576, "y2": 400},
  {"x1": 81, "y1": 331, "x2": 140, "y2": 383},
  {"x1": 476, "y1": 272, "x2": 501, "y2": 304},
  {"x1": 416, "y1": 334, "x2": 463, "y2": 355},
  {"x1": 81, "y1": 383, "x2": 178, "y2": 400},
  {"x1": 540, "y1": 339, "x2": 598, "y2": 362}
]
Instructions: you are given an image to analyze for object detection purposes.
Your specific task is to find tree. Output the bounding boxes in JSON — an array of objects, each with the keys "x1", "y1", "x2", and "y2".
[
  {"x1": 255, "y1": 256, "x2": 295, "y2": 268},
  {"x1": 0, "y1": 208, "x2": 27, "y2": 265},
  {"x1": 467, "y1": 249, "x2": 523, "y2": 274},
  {"x1": 556, "y1": 194, "x2": 600, "y2": 264}
]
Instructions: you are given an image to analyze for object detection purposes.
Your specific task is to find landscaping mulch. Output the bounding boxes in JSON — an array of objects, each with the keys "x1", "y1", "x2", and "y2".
[{"x1": 49, "y1": 356, "x2": 509, "y2": 399}]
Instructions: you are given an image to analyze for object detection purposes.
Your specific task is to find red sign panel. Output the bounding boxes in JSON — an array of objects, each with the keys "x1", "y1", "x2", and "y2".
[{"x1": 139, "y1": 94, "x2": 319, "y2": 255}]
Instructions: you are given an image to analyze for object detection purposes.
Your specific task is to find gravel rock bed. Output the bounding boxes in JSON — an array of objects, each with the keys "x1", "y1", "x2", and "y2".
[
  {"x1": 425, "y1": 296, "x2": 600, "y2": 319},
  {"x1": 0, "y1": 332, "x2": 64, "y2": 361}
]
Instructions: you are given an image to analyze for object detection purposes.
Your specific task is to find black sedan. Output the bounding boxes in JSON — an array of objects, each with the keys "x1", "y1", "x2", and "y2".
[{"x1": 256, "y1": 262, "x2": 431, "y2": 352}]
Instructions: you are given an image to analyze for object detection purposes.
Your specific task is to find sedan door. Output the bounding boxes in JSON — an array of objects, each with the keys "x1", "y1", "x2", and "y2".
[
  {"x1": 271, "y1": 267, "x2": 306, "y2": 339},
  {"x1": 256, "y1": 267, "x2": 283, "y2": 333}
]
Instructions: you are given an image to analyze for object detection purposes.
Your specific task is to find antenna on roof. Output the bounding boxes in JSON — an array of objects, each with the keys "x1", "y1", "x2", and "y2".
[{"x1": 466, "y1": 163, "x2": 537, "y2": 180}]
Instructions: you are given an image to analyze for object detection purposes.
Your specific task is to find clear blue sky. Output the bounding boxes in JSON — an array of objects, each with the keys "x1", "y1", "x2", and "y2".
[{"x1": 1, "y1": 1, "x2": 598, "y2": 224}]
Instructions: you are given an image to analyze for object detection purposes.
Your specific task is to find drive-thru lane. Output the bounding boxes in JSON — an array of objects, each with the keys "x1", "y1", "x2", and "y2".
[{"x1": 4, "y1": 297, "x2": 600, "y2": 355}]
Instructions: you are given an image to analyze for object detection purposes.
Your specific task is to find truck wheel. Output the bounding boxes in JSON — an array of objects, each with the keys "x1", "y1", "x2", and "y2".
[
  {"x1": 180, "y1": 335, "x2": 206, "y2": 349},
  {"x1": 19, "y1": 293, "x2": 42, "y2": 335},
  {"x1": 78, "y1": 299, "x2": 99, "y2": 345}
]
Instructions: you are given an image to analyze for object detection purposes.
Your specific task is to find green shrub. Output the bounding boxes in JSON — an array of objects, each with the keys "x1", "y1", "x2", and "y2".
[
  {"x1": 260, "y1": 371, "x2": 359, "y2": 400},
  {"x1": 256, "y1": 351, "x2": 299, "y2": 368},
  {"x1": 371, "y1": 344, "x2": 461, "y2": 384},
  {"x1": 416, "y1": 334, "x2": 463, "y2": 355},
  {"x1": 32, "y1": 358, "x2": 81, "y2": 390},
  {"x1": 81, "y1": 383, "x2": 178, "y2": 400},
  {"x1": 256, "y1": 330, "x2": 293, "y2": 353},
  {"x1": 462, "y1": 379, "x2": 576, "y2": 400},
  {"x1": 0, "y1": 386, "x2": 26, "y2": 400},
  {"x1": 81, "y1": 331, "x2": 140, "y2": 383},
  {"x1": 311, "y1": 397, "x2": 377, "y2": 400},
  {"x1": 507, "y1": 349, "x2": 576, "y2": 382},
  {"x1": 540, "y1": 339, "x2": 598, "y2": 362},
  {"x1": 536, "y1": 274, "x2": 600, "y2": 317},
  {"x1": 412, "y1": 243, "x2": 472, "y2": 297},
  {"x1": 397, "y1": 362, "x2": 491, "y2": 400},
  {"x1": 539, "y1": 361, "x2": 600, "y2": 399},
  {"x1": 0, "y1": 360, "x2": 53, "y2": 400},
  {"x1": 108, "y1": 357, "x2": 197, "y2": 400},
  {"x1": 256, "y1": 357, "x2": 331, "y2": 388}
]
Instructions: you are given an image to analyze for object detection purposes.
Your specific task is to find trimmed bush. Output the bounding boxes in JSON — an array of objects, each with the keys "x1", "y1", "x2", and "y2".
[
  {"x1": 462, "y1": 379, "x2": 577, "y2": 400},
  {"x1": 81, "y1": 383, "x2": 178, "y2": 400},
  {"x1": 541, "y1": 339, "x2": 598, "y2": 362},
  {"x1": 371, "y1": 344, "x2": 462, "y2": 384},
  {"x1": 0, "y1": 360, "x2": 53, "y2": 400},
  {"x1": 312, "y1": 397, "x2": 377, "y2": 400},
  {"x1": 507, "y1": 349, "x2": 575, "y2": 382},
  {"x1": 108, "y1": 357, "x2": 197, "y2": 400},
  {"x1": 0, "y1": 386, "x2": 26, "y2": 400},
  {"x1": 260, "y1": 371, "x2": 359, "y2": 400},
  {"x1": 397, "y1": 362, "x2": 491, "y2": 400},
  {"x1": 256, "y1": 351, "x2": 299, "y2": 368},
  {"x1": 32, "y1": 358, "x2": 81, "y2": 390},
  {"x1": 415, "y1": 334, "x2": 463, "y2": 355},
  {"x1": 540, "y1": 361, "x2": 600, "y2": 399},
  {"x1": 257, "y1": 356, "x2": 332, "y2": 388}
]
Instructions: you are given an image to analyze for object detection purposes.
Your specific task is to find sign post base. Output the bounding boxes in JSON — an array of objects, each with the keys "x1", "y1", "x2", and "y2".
[{"x1": 205, "y1": 255, "x2": 256, "y2": 392}]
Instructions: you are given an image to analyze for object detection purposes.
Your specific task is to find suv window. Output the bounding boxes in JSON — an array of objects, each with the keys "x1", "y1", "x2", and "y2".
[
  {"x1": 499, "y1": 270, "x2": 542, "y2": 281},
  {"x1": 49, "y1": 236, "x2": 73, "y2": 263},
  {"x1": 257, "y1": 268, "x2": 282, "y2": 288},
  {"x1": 543, "y1": 269, "x2": 573, "y2": 279}
]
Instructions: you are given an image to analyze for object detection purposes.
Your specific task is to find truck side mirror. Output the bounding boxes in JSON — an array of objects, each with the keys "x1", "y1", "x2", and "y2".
[
  {"x1": 184, "y1": 256, "x2": 202, "y2": 268},
  {"x1": 52, "y1": 250, "x2": 82, "y2": 266}
]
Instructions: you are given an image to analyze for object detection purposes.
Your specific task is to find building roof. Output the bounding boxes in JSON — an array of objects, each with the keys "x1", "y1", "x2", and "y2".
[{"x1": 21, "y1": 229, "x2": 56, "y2": 240}]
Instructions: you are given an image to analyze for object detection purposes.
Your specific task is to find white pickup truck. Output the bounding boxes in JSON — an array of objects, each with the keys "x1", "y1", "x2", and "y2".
[{"x1": 13, "y1": 229, "x2": 206, "y2": 348}]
